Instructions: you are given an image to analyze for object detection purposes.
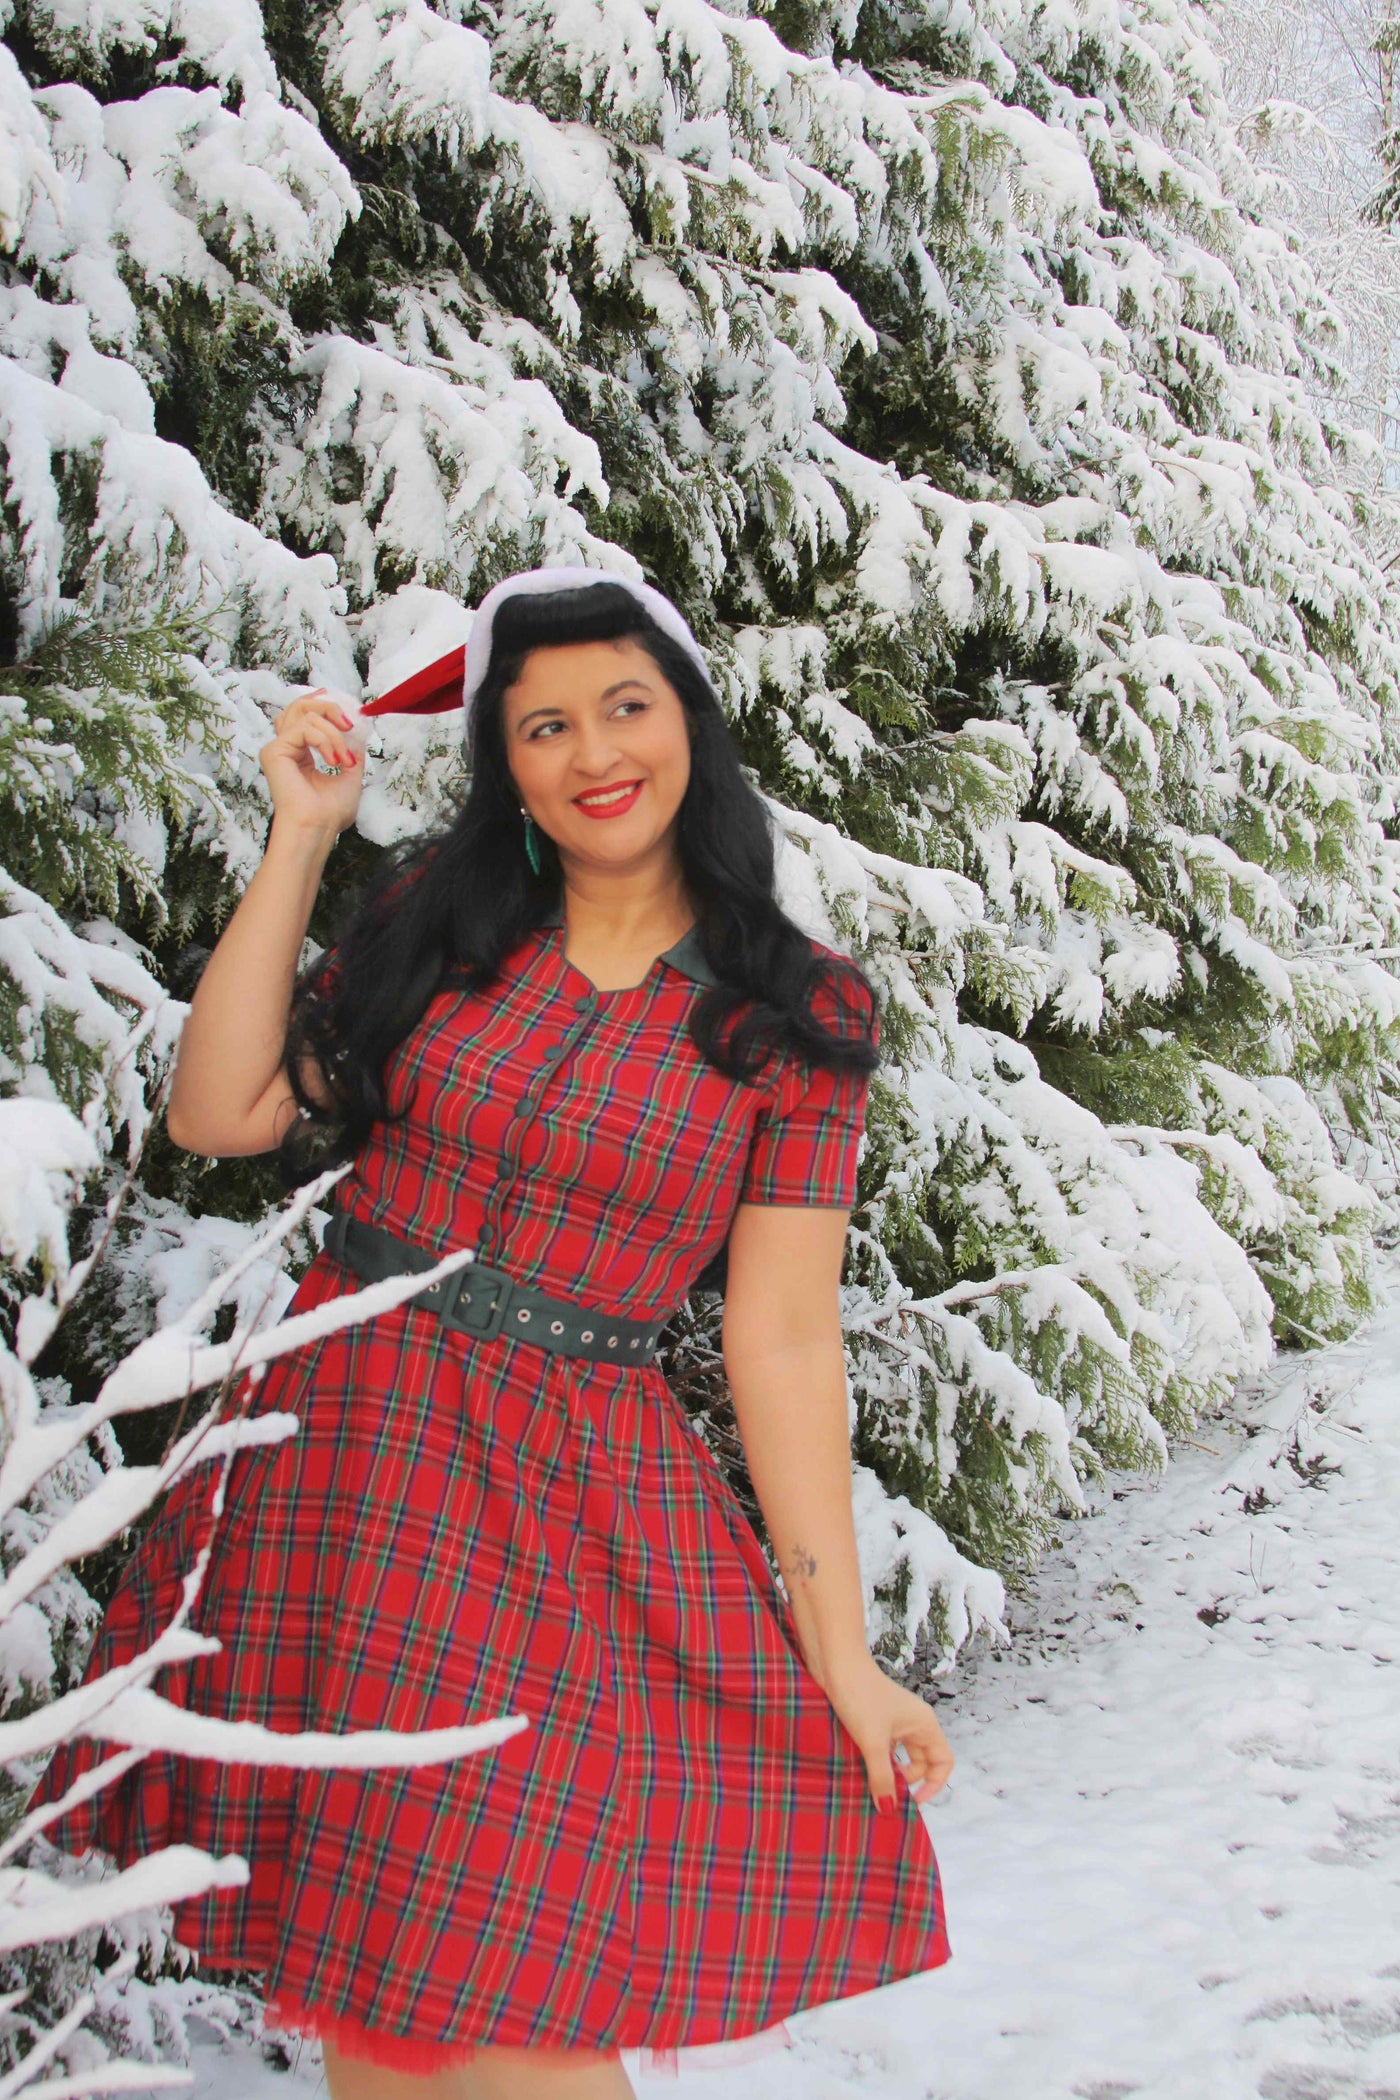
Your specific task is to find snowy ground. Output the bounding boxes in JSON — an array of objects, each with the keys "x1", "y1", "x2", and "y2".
[{"x1": 147, "y1": 1262, "x2": 1400, "y2": 2100}]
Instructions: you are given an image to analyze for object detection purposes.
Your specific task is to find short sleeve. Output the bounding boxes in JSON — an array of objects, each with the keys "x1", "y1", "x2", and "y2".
[{"x1": 738, "y1": 973, "x2": 879, "y2": 1209}]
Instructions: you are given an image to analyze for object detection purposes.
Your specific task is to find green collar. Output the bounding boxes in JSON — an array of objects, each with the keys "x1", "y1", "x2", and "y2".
[{"x1": 537, "y1": 899, "x2": 719, "y2": 987}]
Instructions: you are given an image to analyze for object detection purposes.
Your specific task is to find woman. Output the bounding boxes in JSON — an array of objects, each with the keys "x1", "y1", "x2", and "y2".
[{"x1": 36, "y1": 571, "x2": 953, "y2": 2098}]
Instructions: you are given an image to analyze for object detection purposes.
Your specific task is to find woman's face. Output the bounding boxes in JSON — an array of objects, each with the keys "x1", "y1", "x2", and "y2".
[{"x1": 501, "y1": 636, "x2": 692, "y2": 881}]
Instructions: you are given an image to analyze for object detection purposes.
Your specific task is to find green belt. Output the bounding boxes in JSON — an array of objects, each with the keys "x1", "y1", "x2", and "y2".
[{"x1": 320, "y1": 1211, "x2": 668, "y2": 1365}]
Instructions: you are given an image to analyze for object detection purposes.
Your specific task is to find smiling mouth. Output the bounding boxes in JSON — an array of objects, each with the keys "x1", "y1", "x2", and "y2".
[{"x1": 573, "y1": 780, "x2": 643, "y2": 809}]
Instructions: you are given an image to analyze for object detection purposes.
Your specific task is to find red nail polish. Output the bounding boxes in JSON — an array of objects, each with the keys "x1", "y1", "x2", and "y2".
[{"x1": 876, "y1": 1795, "x2": 895, "y2": 1816}]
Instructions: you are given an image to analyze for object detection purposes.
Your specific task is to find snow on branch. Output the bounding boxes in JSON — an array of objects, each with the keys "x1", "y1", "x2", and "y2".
[{"x1": 0, "y1": 1124, "x2": 529, "y2": 2092}]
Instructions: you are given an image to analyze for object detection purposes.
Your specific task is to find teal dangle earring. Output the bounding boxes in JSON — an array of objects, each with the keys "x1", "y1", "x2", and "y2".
[{"x1": 519, "y1": 804, "x2": 542, "y2": 875}]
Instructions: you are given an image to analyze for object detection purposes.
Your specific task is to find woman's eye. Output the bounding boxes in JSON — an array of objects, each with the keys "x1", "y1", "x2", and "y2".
[{"x1": 527, "y1": 700, "x2": 647, "y2": 739}]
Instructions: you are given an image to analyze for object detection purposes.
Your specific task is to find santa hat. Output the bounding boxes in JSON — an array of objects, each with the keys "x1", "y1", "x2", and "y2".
[{"x1": 360, "y1": 566, "x2": 712, "y2": 722}]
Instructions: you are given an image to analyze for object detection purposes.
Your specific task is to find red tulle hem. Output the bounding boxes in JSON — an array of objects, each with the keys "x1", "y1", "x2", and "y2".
[{"x1": 262, "y1": 1993, "x2": 795, "y2": 2080}]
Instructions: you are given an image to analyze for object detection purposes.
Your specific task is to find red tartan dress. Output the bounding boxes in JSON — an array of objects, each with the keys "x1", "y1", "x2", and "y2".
[{"x1": 36, "y1": 905, "x2": 951, "y2": 2074}]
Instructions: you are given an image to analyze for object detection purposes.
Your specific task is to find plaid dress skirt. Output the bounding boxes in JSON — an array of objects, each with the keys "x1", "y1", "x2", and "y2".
[{"x1": 36, "y1": 908, "x2": 951, "y2": 2073}]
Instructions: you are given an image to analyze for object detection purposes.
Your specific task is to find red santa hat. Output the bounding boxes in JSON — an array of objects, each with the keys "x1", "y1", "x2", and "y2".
[{"x1": 360, "y1": 566, "x2": 712, "y2": 722}]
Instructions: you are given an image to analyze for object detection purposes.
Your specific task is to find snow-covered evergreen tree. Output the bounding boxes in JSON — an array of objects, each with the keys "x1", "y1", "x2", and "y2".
[{"x1": 6, "y1": 0, "x2": 1400, "y2": 1714}]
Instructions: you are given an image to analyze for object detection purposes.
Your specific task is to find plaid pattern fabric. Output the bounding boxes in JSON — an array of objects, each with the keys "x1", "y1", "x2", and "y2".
[{"x1": 35, "y1": 916, "x2": 950, "y2": 2063}]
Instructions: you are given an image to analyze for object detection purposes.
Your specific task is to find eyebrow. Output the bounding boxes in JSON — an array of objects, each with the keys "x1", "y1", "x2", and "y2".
[{"x1": 514, "y1": 677, "x2": 654, "y2": 729}]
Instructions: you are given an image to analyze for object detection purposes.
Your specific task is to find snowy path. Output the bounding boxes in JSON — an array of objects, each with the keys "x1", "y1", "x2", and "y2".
[
  {"x1": 771, "y1": 1264, "x2": 1400, "y2": 2100},
  {"x1": 163, "y1": 1268, "x2": 1400, "y2": 2100}
]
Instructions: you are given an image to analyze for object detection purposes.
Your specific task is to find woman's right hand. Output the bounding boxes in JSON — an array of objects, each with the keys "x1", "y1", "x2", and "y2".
[{"x1": 259, "y1": 688, "x2": 370, "y2": 836}]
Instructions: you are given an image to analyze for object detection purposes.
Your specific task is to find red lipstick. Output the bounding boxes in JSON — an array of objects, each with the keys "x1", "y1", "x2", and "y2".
[{"x1": 573, "y1": 780, "x2": 643, "y2": 819}]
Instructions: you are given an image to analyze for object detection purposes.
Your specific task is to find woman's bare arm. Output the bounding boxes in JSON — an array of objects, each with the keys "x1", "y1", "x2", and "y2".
[
  {"x1": 721, "y1": 1199, "x2": 955, "y2": 1808},
  {"x1": 164, "y1": 691, "x2": 366, "y2": 1157},
  {"x1": 721, "y1": 1203, "x2": 871, "y2": 1686}
]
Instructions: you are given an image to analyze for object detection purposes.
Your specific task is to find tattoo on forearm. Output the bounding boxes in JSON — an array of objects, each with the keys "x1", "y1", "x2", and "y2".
[{"x1": 790, "y1": 1543, "x2": 818, "y2": 1580}]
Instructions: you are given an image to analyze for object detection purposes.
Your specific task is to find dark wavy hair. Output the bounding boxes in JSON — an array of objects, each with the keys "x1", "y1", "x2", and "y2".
[{"x1": 278, "y1": 580, "x2": 882, "y2": 1188}]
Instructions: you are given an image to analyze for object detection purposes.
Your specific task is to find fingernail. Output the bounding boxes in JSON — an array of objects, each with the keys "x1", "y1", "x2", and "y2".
[{"x1": 876, "y1": 1795, "x2": 896, "y2": 1816}]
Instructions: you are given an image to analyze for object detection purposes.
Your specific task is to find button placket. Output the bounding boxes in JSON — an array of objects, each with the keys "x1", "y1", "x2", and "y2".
[{"x1": 478, "y1": 999, "x2": 599, "y2": 1265}]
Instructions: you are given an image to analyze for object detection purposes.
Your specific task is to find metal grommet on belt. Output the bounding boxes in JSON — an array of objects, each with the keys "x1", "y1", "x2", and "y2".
[{"x1": 580, "y1": 1328, "x2": 593, "y2": 1342}]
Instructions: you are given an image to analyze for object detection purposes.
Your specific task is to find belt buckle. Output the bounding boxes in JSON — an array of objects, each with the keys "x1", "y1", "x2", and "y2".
[{"x1": 439, "y1": 1260, "x2": 513, "y2": 1342}]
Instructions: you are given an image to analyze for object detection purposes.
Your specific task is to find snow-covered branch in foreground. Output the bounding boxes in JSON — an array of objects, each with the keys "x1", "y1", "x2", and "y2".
[{"x1": 0, "y1": 1116, "x2": 525, "y2": 2093}]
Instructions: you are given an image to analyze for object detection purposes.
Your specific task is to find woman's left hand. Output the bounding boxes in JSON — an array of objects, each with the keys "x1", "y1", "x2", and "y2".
[{"x1": 819, "y1": 1653, "x2": 955, "y2": 1810}]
